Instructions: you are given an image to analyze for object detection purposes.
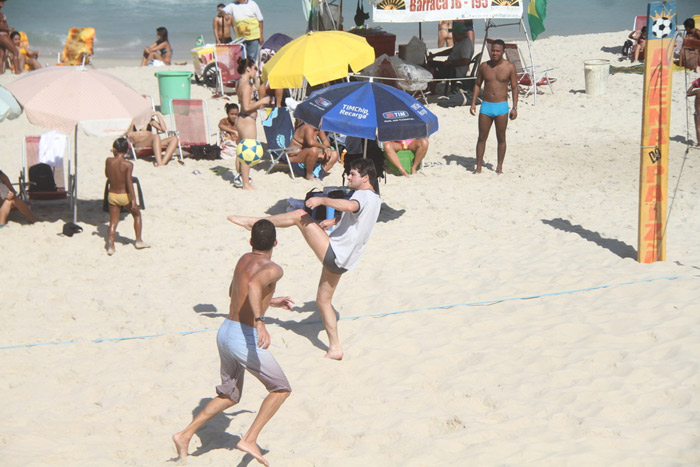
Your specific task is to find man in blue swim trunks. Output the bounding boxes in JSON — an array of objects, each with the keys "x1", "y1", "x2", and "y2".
[{"x1": 470, "y1": 39, "x2": 518, "y2": 174}]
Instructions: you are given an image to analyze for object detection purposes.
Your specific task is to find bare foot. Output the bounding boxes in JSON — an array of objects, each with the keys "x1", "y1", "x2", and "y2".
[
  {"x1": 241, "y1": 184, "x2": 255, "y2": 191},
  {"x1": 496, "y1": 166, "x2": 503, "y2": 174},
  {"x1": 172, "y1": 431, "x2": 190, "y2": 460},
  {"x1": 472, "y1": 167, "x2": 482, "y2": 174},
  {"x1": 135, "y1": 241, "x2": 150, "y2": 250},
  {"x1": 325, "y1": 348, "x2": 344, "y2": 360},
  {"x1": 107, "y1": 246, "x2": 115, "y2": 256},
  {"x1": 227, "y1": 215, "x2": 257, "y2": 230},
  {"x1": 236, "y1": 440, "x2": 269, "y2": 466}
]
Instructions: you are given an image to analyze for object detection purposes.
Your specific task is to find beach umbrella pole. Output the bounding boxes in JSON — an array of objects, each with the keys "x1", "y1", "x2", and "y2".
[{"x1": 72, "y1": 125, "x2": 78, "y2": 225}]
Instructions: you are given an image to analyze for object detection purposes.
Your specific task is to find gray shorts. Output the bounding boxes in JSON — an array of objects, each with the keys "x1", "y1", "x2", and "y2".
[
  {"x1": 215, "y1": 319, "x2": 291, "y2": 402},
  {"x1": 323, "y1": 245, "x2": 347, "y2": 275}
]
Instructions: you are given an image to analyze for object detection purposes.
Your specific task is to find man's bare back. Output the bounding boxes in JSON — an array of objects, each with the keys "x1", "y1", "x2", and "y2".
[
  {"x1": 229, "y1": 252, "x2": 282, "y2": 327},
  {"x1": 479, "y1": 58, "x2": 516, "y2": 103},
  {"x1": 105, "y1": 156, "x2": 132, "y2": 195}
]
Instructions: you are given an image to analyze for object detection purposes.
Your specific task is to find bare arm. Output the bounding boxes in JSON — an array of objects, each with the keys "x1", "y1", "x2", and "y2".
[
  {"x1": 306, "y1": 197, "x2": 359, "y2": 213},
  {"x1": 509, "y1": 62, "x2": 518, "y2": 120},
  {"x1": 470, "y1": 65, "x2": 484, "y2": 115},
  {"x1": 213, "y1": 18, "x2": 220, "y2": 43},
  {"x1": 219, "y1": 117, "x2": 236, "y2": 133},
  {"x1": 259, "y1": 20, "x2": 264, "y2": 43},
  {"x1": 247, "y1": 264, "x2": 283, "y2": 349},
  {"x1": 124, "y1": 162, "x2": 137, "y2": 209},
  {"x1": 150, "y1": 113, "x2": 167, "y2": 133}
]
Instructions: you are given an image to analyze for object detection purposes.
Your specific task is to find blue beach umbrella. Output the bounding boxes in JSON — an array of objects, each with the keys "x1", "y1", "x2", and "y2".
[{"x1": 293, "y1": 81, "x2": 438, "y2": 142}]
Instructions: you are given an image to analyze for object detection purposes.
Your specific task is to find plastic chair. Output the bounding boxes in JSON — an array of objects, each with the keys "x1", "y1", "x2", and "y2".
[
  {"x1": 57, "y1": 27, "x2": 95, "y2": 66},
  {"x1": 19, "y1": 134, "x2": 72, "y2": 203},
  {"x1": 486, "y1": 39, "x2": 556, "y2": 97},
  {"x1": 169, "y1": 99, "x2": 217, "y2": 161},
  {"x1": 260, "y1": 107, "x2": 297, "y2": 179},
  {"x1": 102, "y1": 177, "x2": 145, "y2": 213}
]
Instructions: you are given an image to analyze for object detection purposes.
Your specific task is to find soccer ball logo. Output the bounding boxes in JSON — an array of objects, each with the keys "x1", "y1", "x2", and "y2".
[
  {"x1": 236, "y1": 139, "x2": 263, "y2": 166},
  {"x1": 651, "y1": 17, "x2": 673, "y2": 39}
]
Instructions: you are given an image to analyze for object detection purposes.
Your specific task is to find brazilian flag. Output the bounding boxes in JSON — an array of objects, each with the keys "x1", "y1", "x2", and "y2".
[{"x1": 528, "y1": 0, "x2": 547, "y2": 40}]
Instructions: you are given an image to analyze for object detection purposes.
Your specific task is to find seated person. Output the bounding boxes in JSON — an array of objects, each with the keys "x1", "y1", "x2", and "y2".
[
  {"x1": 0, "y1": 169, "x2": 36, "y2": 226},
  {"x1": 383, "y1": 138, "x2": 429, "y2": 177},
  {"x1": 218, "y1": 103, "x2": 240, "y2": 159},
  {"x1": 140, "y1": 27, "x2": 172, "y2": 66},
  {"x1": 688, "y1": 78, "x2": 700, "y2": 147},
  {"x1": 288, "y1": 122, "x2": 338, "y2": 180},
  {"x1": 126, "y1": 112, "x2": 179, "y2": 166},
  {"x1": 427, "y1": 21, "x2": 473, "y2": 93},
  {"x1": 0, "y1": 6, "x2": 20, "y2": 74},
  {"x1": 628, "y1": 26, "x2": 646, "y2": 63},
  {"x1": 683, "y1": 18, "x2": 700, "y2": 73},
  {"x1": 10, "y1": 31, "x2": 41, "y2": 71}
]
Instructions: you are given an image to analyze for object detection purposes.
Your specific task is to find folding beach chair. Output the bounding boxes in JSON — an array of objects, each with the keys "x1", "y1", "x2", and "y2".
[
  {"x1": 19, "y1": 134, "x2": 72, "y2": 204},
  {"x1": 57, "y1": 27, "x2": 95, "y2": 66},
  {"x1": 127, "y1": 95, "x2": 182, "y2": 163},
  {"x1": 632, "y1": 15, "x2": 647, "y2": 61},
  {"x1": 169, "y1": 99, "x2": 217, "y2": 161},
  {"x1": 260, "y1": 107, "x2": 297, "y2": 179},
  {"x1": 486, "y1": 39, "x2": 556, "y2": 97}
]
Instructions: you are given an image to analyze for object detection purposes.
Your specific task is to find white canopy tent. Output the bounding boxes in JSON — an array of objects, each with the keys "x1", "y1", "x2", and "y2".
[{"x1": 371, "y1": 1, "x2": 544, "y2": 104}]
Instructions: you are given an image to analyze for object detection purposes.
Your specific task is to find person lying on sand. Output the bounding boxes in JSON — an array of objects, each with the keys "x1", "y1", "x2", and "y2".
[
  {"x1": 228, "y1": 159, "x2": 381, "y2": 360},
  {"x1": 173, "y1": 220, "x2": 293, "y2": 466}
]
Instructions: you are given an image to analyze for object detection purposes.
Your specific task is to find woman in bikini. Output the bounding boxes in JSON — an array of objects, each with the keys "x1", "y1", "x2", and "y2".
[
  {"x1": 438, "y1": 20, "x2": 453, "y2": 48},
  {"x1": 234, "y1": 57, "x2": 270, "y2": 190},
  {"x1": 141, "y1": 27, "x2": 172, "y2": 66},
  {"x1": 0, "y1": 1, "x2": 21, "y2": 74},
  {"x1": 126, "y1": 112, "x2": 179, "y2": 166},
  {"x1": 288, "y1": 122, "x2": 338, "y2": 180}
]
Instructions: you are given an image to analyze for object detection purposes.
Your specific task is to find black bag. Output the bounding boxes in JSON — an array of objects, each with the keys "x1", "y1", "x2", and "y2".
[
  {"x1": 622, "y1": 39, "x2": 634, "y2": 57},
  {"x1": 28, "y1": 163, "x2": 57, "y2": 192},
  {"x1": 437, "y1": 89, "x2": 477, "y2": 108},
  {"x1": 189, "y1": 144, "x2": 221, "y2": 160},
  {"x1": 304, "y1": 188, "x2": 349, "y2": 220}
]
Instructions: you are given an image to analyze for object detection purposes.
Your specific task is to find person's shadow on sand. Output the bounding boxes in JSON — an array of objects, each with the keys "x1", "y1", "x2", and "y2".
[
  {"x1": 443, "y1": 154, "x2": 492, "y2": 172},
  {"x1": 266, "y1": 300, "x2": 334, "y2": 353},
  {"x1": 167, "y1": 398, "x2": 261, "y2": 464}
]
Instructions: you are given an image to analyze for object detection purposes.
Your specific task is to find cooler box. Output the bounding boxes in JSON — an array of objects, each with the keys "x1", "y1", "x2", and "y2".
[{"x1": 385, "y1": 149, "x2": 418, "y2": 175}]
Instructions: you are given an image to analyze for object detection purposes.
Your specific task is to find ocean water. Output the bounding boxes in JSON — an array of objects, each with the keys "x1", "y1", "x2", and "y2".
[{"x1": 2, "y1": 0, "x2": 695, "y2": 61}]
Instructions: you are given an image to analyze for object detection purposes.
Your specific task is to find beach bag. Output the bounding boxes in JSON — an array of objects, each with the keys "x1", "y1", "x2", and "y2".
[
  {"x1": 28, "y1": 163, "x2": 57, "y2": 192},
  {"x1": 437, "y1": 89, "x2": 477, "y2": 108},
  {"x1": 621, "y1": 39, "x2": 633, "y2": 58},
  {"x1": 189, "y1": 144, "x2": 221, "y2": 160}
]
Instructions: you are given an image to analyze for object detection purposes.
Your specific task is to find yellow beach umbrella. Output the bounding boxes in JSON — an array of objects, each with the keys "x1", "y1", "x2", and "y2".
[{"x1": 262, "y1": 30, "x2": 375, "y2": 89}]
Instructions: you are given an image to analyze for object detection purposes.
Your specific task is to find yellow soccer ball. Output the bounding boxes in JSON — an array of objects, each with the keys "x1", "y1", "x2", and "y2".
[{"x1": 236, "y1": 138, "x2": 263, "y2": 166}]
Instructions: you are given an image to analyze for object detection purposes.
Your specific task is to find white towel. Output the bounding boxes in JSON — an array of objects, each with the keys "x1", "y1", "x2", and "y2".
[{"x1": 38, "y1": 130, "x2": 67, "y2": 168}]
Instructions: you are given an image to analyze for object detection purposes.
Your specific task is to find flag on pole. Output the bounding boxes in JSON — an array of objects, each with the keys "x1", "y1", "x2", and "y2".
[{"x1": 528, "y1": 0, "x2": 547, "y2": 40}]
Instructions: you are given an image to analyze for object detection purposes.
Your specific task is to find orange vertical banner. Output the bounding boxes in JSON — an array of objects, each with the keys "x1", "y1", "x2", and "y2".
[{"x1": 638, "y1": 1, "x2": 675, "y2": 263}]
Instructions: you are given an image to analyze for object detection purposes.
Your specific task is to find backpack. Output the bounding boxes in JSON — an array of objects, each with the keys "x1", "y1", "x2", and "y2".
[
  {"x1": 622, "y1": 39, "x2": 634, "y2": 58},
  {"x1": 28, "y1": 163, "x2": 57, "y2": 192}
]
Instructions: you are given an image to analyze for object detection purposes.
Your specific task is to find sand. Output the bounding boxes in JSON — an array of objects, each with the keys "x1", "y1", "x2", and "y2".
[{"x1": 1, "y1": 31, "x2": 699, "y2": 466}]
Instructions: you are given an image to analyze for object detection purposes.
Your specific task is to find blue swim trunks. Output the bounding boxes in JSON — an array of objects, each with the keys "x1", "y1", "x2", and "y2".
[{"x1": 480, "y1": 100, "x2": 510, "y2": 118}]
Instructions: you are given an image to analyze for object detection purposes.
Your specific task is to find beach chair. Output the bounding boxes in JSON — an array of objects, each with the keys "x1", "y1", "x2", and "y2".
[
  {"x1": 486, "y1": 39, "x2": 556, "y2": 97},
  {"x1": 19, "y1": 134, "x2": 72, "y2": 204},
  {"x1": 102, "y1": 178, "x2": 145, "y2": 213},
  {"x1": 260, "y1": 107, "x2": 297, "y2": 179},
  {"x1": 169, "y1": 99, "x2": 217, "y2": 161},
  {"x1": 57, "y1": 27, "x2": 95, "y2": 66},
  {"x1": 127, "y1": 95, "x2": 183, "y2": 163},
  {"x1": 631, "y1": 15, "x2": 647, "y2": 61}
]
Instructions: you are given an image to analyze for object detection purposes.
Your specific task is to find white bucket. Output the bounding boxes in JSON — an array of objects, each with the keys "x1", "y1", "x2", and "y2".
[{"x1": 584, "y1": 59, "x2": 610, "y2": 97}]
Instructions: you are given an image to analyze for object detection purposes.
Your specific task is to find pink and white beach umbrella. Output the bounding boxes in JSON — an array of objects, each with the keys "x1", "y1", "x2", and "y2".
[{"x1": 6, "y1": 66, "x2": 151, "y2": 224}]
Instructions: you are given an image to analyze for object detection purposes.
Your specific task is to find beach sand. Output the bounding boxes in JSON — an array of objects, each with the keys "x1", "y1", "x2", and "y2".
[{"x1": 1, "y1": 31, "x2": 699, "y2": 465}]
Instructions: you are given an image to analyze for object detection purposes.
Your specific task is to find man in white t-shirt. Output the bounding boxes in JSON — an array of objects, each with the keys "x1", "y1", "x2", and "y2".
[
  {"x1": 223, "y1": 0, "x2": 264, "y2": 61},
  {"x1": 228, "y1": 159, "x2": 381, "y2": 360}
]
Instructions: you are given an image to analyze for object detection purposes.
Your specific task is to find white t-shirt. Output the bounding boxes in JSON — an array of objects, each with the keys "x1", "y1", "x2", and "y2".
[
  {"x1": 223, "y1": 1, "x2": 264, "y2": 21},
  {"x1": 329, "y1": 189, "x2": 381, "y2": 271}
]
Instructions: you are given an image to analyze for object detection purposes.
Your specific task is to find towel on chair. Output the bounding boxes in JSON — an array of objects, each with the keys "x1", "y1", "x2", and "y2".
[{"x1": 39, "y1": 130, "x2": 67, "y2": 168}]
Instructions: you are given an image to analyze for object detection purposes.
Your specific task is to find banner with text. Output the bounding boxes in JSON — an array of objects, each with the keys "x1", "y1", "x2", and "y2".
[
  {"x1": 372, "y1": 0, "x2": 523, "y2": 22},
  {"x1": 638, "y1": 1, "x2": 675, "y2": 263}
]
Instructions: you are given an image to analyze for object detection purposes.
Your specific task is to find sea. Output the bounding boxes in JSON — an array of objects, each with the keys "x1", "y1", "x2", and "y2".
[{"x1": 2, "y1": 0, "x2": 696, "y2": 61}]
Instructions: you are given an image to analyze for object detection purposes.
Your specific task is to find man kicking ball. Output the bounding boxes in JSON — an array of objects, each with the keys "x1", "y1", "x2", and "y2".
[{"x1": 228, "y1": 159, "x2": 381, "y2": 360}]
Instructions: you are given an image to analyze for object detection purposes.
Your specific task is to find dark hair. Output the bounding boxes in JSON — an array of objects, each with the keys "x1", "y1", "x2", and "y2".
[
  {"x1": 251, "y1": 219, "x2": 276, "y2": 251},
  {"x1": 491, "y1": 39, "x2": 506, "y2": 49},
  {"x1": 10, "y1": 31, "x2": 19, "y2": 40},
  {"x1": 641, "y1": 26, "x2": 647, "y2": 35},
  {"x1": 237, "y1": 56, "x2": 256, "y2": 75},
  {"x1": 113, "y1": 137, "x2": 129, "y2": 154},
  {"x1": 225, "y1": 103, "x2": 239, "y2": 113},
  {"x1": 684, "y1": 18, "x2": 695, "y2": 29},
  {"x1": 156, "y1": 27, "x2": 168, "y2": 43},
  {"x1": 217, "y1": 3, "x2": 225, "y2": 8},
  {"x1": 350, "y1": 158, "x2": 377, "y2": 183}
]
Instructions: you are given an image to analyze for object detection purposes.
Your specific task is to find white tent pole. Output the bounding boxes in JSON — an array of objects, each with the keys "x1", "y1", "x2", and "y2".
[
  {"x1": 73, "y1": 125, "x2": 78, "y2": 224},
  {"x1": 521, "y1": 17, "x2": 537, "y2": 106}
]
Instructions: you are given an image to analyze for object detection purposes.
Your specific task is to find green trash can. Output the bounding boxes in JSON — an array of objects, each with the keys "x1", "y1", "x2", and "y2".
[{"x1": 154, "y1": 71, "x2": 193, "y2": 115}]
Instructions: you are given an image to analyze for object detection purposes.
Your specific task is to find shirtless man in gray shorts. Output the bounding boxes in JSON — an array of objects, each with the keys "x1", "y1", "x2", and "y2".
[{"x1": 173, "y1": 219, "x2": 294, "y2": 465}]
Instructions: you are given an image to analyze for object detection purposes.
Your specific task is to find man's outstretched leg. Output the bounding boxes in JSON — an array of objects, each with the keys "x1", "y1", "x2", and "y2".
[
  {"x1": 236, "y1": 390, "x2": 290, "y2": 466},
  {"x1": 316, "y1": 268, "x2": 343, "y2": 360},
  {"x1": 172, "y1": 395, "x2": 237, "y2": 459}
]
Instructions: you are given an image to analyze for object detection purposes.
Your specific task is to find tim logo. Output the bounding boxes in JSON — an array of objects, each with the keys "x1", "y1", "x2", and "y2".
[
  {"x1": 383, "y1": 110, "x2": 409, "y2": 119},
  {"x1": 315, "y1": 97, "x2": 332, "y2": 108}
]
